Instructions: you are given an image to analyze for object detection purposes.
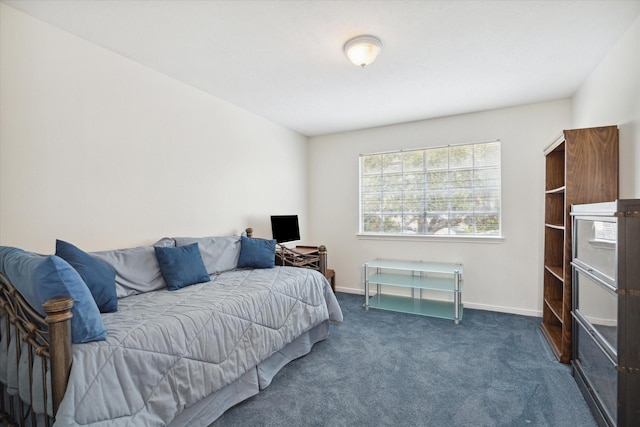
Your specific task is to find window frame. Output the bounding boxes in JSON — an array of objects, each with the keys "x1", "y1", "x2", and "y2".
[{"x1": 358, "y1": 140, "x2": 503, "y2": 240}]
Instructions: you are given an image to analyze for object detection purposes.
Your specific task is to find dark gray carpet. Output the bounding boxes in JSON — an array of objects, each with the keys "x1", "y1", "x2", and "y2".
[{"x1": 212, "y1": 292, "x2": 596, "y2": 426}]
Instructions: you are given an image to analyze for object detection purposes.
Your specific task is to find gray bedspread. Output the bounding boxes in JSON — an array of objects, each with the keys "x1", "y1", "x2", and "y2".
[{"x1": 53, "y1": 266, "x2": 342, "y2": 426}]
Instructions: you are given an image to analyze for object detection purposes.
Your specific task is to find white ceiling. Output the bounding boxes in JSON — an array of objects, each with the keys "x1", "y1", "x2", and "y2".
[{"x1": 3, "y1": 0, "x2": 640, "y2": 136}]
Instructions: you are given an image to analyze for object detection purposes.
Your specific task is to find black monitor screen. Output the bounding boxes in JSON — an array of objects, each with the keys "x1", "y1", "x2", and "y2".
[{"x1": 270, "y1": 215, "x2": 300, "y2": 243}]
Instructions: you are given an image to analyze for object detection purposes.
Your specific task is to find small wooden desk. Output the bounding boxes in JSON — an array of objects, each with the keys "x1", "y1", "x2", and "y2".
[
  {"x1": 275, "y1": 245, "x2": 333, "y2": 291},
  {"x1": 291, "y1": 246, "x2": 320, "y2": 256}
]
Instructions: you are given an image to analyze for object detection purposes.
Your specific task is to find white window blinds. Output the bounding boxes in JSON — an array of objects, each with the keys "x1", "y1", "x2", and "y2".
[{"x1": 359, "y1": 141, "x2": 501, "y2": 237}]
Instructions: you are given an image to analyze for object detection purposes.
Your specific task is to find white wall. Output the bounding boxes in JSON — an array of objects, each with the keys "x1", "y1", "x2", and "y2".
[
  {"x1": 308, "y1": 100, "x2": 571, "y2": 316},
  {"x1": 0, "y1": 4, "x2": 308, "y2": 253},
  {"x1": 572, "y1": 15, "x2": 640, "y2": 198}
]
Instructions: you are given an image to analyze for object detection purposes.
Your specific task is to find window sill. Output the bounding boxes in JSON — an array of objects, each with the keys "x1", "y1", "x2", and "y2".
[{"x1": 357, "y1": 233, "x2": 505, "y2": 243}]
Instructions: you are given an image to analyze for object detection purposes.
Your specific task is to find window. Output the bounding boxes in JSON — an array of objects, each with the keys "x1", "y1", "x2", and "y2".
[{"x1": 359, "y1": 141, "x2": 501, "y2": 237}]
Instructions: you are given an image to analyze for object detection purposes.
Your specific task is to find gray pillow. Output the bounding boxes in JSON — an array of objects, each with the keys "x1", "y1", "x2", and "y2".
[
  {"x1": 92, "y1": 246, "x2": 167, "y2": 298},
  {"x1": 173, "y1": 236, "x2": 241, "y2": 275},
  {"x1": 153, "y1": 237, "x2": 176, "y2": 248}
]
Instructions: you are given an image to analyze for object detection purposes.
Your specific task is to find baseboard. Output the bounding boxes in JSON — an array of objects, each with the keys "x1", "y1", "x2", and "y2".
[
  {"x1": 335, "y1": 287, "x2": 542, "y2": 318},
  {"x1": 463, "y1": 301, "x2": 541, "y2": 318}
]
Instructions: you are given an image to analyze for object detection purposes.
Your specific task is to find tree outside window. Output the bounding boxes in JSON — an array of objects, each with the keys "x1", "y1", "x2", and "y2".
[{"x1": 360, "y1": 141, "x2": 501, "y2": 236}]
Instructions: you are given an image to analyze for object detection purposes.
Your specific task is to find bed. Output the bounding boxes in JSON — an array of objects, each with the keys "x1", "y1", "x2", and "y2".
[{"x1": 0, "y1": 229, "x2": 342, "y2": 426}]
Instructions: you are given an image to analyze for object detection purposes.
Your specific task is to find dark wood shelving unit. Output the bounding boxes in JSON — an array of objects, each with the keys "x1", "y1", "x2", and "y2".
[
  {"x1": 571, "y1": 200, "x2": 640, "y2": 426},
  {"x1": 541, "y1": 125, "x2": 618, "y2": 363}
]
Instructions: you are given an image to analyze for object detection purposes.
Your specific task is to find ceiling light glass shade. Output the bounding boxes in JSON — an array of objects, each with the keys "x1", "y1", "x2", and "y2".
[{"x1": 344, "y1": 35, "x2": 382, "y2": 68}]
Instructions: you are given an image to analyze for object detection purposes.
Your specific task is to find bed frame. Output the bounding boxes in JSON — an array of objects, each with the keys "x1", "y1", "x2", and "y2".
[{"x1": 0, "y1": 228, "x2": 328, "y2": 426}]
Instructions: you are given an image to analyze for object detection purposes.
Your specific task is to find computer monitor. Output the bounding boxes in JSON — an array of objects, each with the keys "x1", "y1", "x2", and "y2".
[{"x1": 270, "y1": 215, "x2": 300, "y2": 243}]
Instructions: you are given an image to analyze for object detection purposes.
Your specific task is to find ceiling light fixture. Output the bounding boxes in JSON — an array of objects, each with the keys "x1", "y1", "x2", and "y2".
[{"x1": 344, "y1": 35, "x2": 382, "y2": 68}]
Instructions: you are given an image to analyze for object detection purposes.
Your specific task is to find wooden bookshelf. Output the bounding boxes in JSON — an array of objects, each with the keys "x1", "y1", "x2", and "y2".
[{"x1": 541, "y1": 126, "x2": 618, "y2": 363}]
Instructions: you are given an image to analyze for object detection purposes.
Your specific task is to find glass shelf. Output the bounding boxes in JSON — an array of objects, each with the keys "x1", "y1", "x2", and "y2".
[
  {"x1": 365, "y1": 259, "x2": 463, "y2": 275},
  {"x1": 364, "y1": 258, "x2": 463, "y2": 323},
  {"x1": 367, "y1": 273, "x2": 462, "y2": 293},
  {"x1": 367, "y1": 294, "x2": 463, "y2": 321}
]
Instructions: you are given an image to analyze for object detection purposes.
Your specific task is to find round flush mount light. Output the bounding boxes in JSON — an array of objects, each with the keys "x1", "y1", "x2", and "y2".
[{"x1": 344, "y1": 35, "x2": 382, "y2": 68}]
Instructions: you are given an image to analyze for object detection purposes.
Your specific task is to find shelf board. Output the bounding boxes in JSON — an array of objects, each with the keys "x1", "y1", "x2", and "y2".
[
  {"x1": 365, "y1": 259, "x2": 462, "y2": 275},
  {"x1": 544, "y1": 265, "x2": 564, "y2": 282},
  {"x1": 545, "y1": 185, "x2": 566, "y2": 194},
  {"x1": 367, "y1": 273, "x2": 461, "y2": 292},
  {"x1": 544, "y1": 298, "x2": 563, "y2": 322},
  {"x1": 367, "y1": 294, "x2": 462, "y2": 321},
  {"x1": 545, "y1": 223, "x2": 565, "y2": 231}
]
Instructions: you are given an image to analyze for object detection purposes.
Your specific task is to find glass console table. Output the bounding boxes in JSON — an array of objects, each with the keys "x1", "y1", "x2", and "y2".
[{"x1": 363, "y1": 259, "x2": 463, "y2": 324}]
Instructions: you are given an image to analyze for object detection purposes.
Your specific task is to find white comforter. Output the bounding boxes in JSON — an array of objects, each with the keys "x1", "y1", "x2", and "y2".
[{"x1": 53, "y1": 266, "x2": 342, "y2": 426}]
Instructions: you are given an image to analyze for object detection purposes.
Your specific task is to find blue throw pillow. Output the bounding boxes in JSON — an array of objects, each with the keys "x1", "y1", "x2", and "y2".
[
  {"x1": 237, "y1": 236, "x2": 276, "y2": 269},
  {"x1": 154, "y1": 243, "x2": 210, "y2": 291},
  {"x1": 56, "y1": 240, "x2": 117, "y2": 313},
  {"x1": 0, "y1": 246, "x2": 107, "y2": 343},
  {"x1": 174, "y1": 236, "x2": 241, "y2": 274}
]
